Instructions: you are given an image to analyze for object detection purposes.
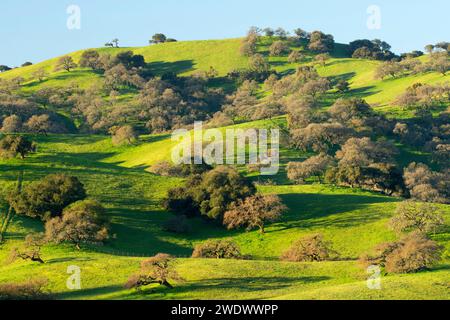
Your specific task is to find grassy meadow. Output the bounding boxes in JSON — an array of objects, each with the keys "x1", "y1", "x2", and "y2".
[
  {"x1": 0, "y1": 38, "x2": 449, "y2": 300},
  {"x1": 0, "y1": 129, "x2": 449, "y2": 300}
]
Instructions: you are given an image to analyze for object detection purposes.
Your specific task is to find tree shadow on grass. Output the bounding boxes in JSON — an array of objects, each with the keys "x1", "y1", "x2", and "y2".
[
  {"x1": 124, "y1": 275, "x2": 331, "y2": 299},
  {"x1": 327, "y1": 72, "x2": 356, "y2": 86},
  {"x1": 3, "y1": 216, "x2": 43, "y2": 239},
  {"x1": 347, "y1": 85, "x2": 381, "y2": 99},
  {"x1": 104, "y1": 208, "x2": 194, "y2": 257},
  {"x1": 46, "y1": 256, "x2": 94, "y2": 264},
  {"x1": 23, "y1": 70, "x2": 99, "y2": 90},
  {"x1": 138, "y1": 133, "x2": 172, "y2": 144},
  {"x1": 274, "y1": 192, "x2": 398, "y2": 230},
  {"x1": 147, "y1": 60, "x2": 194, "y2": 76},
  {"x1": 54, "y1": 285, "x2": 124, "y2": 300}
]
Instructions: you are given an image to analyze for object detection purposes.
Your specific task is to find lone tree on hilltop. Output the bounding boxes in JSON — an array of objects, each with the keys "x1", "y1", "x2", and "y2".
[{"x1": 150, "y1": 33, "x2": 167, "y2": 44}]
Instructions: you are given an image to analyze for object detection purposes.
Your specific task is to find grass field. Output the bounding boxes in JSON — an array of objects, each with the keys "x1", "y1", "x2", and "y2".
[
  {"x1": 0, "y1": 127, "x2": 449, "y2": 300},
  {"x1": 1, "y1": 38, "x2": 448, "y2": 118},
  {"x1": 0, "y1": 37, "x2": 449, "y2": 300}
]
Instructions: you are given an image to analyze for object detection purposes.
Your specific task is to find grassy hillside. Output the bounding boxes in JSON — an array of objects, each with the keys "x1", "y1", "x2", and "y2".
[
  {"x1": 1, "y1": 38, "x2": 449, "y2": 300},
  {"x1": 0, "y1": 39, "x2": 248, "y2": 91},
  {"x1": 1, "y1": 38, "x2": 448, "y2": 118}
]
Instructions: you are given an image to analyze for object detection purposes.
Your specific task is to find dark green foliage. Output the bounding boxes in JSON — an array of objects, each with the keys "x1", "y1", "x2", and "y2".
[
  {"x1": 227, "y1": 68, "x2": 272, "y2": 84},
  {"x1": 165, "y1": 166, "x2": 256, "y2": 222},
  {"x1": 400, "y1": 50, "x2": 424, "y2": 60},
  {"x1": 115, "y1": 51, "x2": 146, "y2": 70},
  {"x1": 177, "y1": 160, "x2": 213, "y2": 177},
  {"x1": 0, "y1": 65, "x2": 12, "y2": 72},
  {"x1": 150, "y1": 33, "x2": 167, "y2": 44},
  {"x1": 0, "y1": 135, "x2": 35, "y2": 159},
  {"x1": 8, "y1": 174, "x2": 87, "y2": 220},
  {"x1": 164, "y1": 186, "x2": 198, "y2": 217},
  {"x1": 192, "y1": 239, "x2": 242, "y2": 259},
  {"x1": 349, "y1": 39, "x2": 396, "y2": 60}
]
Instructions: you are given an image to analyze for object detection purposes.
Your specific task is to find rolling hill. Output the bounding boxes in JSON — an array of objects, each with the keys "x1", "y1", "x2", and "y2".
[
  {"x1": 1, "y1": 37, "x2": 448, "y2": 118},
  {"x1": 0, "y1": 37, "x2": 449, "y2": 300},
  {"x1": 0, "y1": 121, "x2": 449, "y2": 300}
]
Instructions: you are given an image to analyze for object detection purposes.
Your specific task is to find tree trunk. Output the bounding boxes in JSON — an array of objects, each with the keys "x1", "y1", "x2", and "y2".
[
  {"x1": 160, "y1": 280, "x2": 173, "y2": 289},
  {"x1": 32, "y1": 256, "x2": 45, "y2": 264},
  {"x1": 259, "y1": 224, "x2": 265, "y2": 234}
]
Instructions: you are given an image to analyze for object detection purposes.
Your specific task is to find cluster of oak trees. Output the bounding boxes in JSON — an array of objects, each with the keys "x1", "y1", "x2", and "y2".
[
  {"x1": 164, "y1": 165, "x2": 286, "y2": 234},
  {"x1": 286, "y1": 96, "x2": 449, "y2": 202},
  {"x1": 1, "y1": 49, "x2": 226, "y2": 137},
  {"x1": 0, "y1": 79, "x2": 70, "y2": 134},
  {"x1": 279, "y1": 70, "x2": 449, "y2": 203},
  {"x1": 3, "y1": 173, "x2": 111, "y2": 264},
  {"x1": 375, "y1": 51, "x2": 449, "y2": 79}
]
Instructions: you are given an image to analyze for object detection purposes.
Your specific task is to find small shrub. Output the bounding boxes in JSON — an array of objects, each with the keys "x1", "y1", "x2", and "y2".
[
  {"x1": 0, "y1": 278, "x2": 50, "y2": 300},
  {"x1": 149, "y1": 161, "x2": 180, "y2": 177},
  {"x1": 111, "y1": 125, "x2": 137, "y2": 146},
  {"x1": 192, "y1": 240, "x2": 242, "y2": 259},
  {"x1": 281, "y1": 234, "x2": 337, "y2": 262}
]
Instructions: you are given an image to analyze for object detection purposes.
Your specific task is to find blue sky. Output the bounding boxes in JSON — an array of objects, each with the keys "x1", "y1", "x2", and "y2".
[{"x1": 1, "y1": 0, "x2": 448, "y2": 66}]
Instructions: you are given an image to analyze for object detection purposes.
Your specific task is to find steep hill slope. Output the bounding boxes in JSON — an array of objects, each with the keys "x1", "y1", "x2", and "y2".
[{"x1": 1, "y1": 38, "x2": 447, "y2": 117}]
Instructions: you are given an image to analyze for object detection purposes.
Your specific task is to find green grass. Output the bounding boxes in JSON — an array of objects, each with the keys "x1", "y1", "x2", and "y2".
[
  {"x1": 0, "y1": 129, "x2": 449, "y2": 300},
  {"x1": 0, "y1": 37, "x2": 449, "y2": 300},
  {"x1": 1, "y1": 38, "x2": 448, "y2": 118},
  {"x1": 0, "y1": 39, "x2": 248, "y2": 92}
]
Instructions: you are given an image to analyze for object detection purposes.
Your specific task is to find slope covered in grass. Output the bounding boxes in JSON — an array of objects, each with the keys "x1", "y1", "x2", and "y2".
[
  {"x1": 0, "y1": 129, "x2": 449, "y2": 300},
  {"x1": 1, "y1": 38, "x2": 447, "y2": 118},
  {"x1": 0, "y1": 39, "x2": 248, "y2": 92},
  {"x1": 1, "y1": 37, "x2": 449, "y2": 300}
]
